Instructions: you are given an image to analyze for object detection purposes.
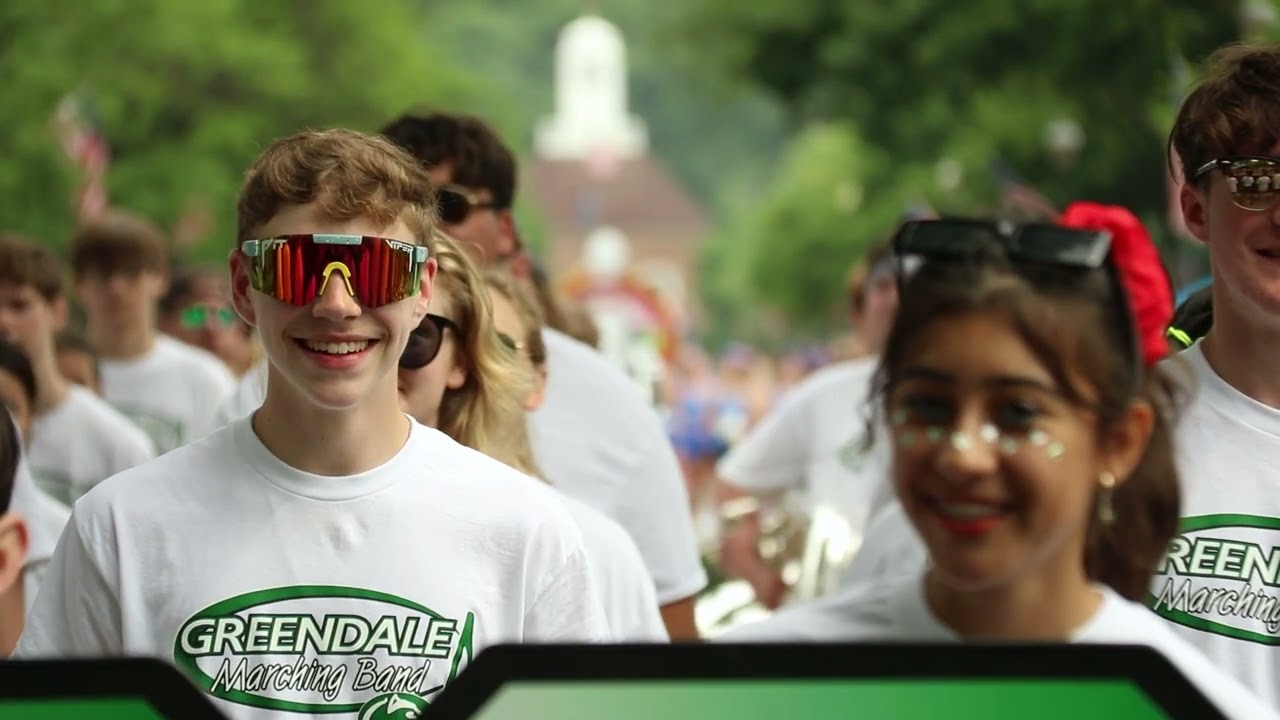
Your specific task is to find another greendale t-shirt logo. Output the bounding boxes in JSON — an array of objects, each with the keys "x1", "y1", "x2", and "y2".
[
  {"x1": 172, "y1": 585, "x2": 475, "y2": 716},
  {"x1": 114, "y1": 405, "x2": 183, "y2": 454},
  {"x1": 1148, "y1": 514, "x2": 1280, "y2": 644}
]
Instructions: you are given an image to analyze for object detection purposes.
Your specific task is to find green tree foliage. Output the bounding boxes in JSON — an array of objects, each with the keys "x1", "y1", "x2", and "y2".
[
  {"x1": 0, "y1": 0, "x2": 494, "y2": 263},
  {"x1": 676, "y1": 0, "x2": 1257, "y2": 341},
  {"x1": 700, "y1": 122, "x2": 930, "y2": 346},
  {"x1": 416, "y1": 0, "x2": 790, "y2": 203},
  {"x1": 415, "y1": 0, "x2": 788, "y2": 243}
]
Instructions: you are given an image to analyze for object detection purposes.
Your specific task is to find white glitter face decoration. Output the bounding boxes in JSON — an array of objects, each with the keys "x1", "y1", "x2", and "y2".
[{"x1": 889, "y1": 406, "x2": 1067, "y2": 461}]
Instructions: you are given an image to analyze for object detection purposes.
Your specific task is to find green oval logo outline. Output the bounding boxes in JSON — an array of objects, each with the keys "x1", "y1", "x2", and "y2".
[
  {"x1": 1149, "y1": 514, "x2": 1280, "y2": 646},
  {"x1": 173, "y1": 585, "x2": 448, "y2": 714}
]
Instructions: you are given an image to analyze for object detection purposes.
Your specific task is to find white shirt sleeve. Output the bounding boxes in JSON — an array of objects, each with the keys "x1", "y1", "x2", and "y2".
[
  {"x1": 112, "y1": 423, "x2": 157, "y2": 470},
  {"x1": 523, "y1": 545, "x2": 611, "y2": 643},
  {"x1": 615, "y1": 426, "x2": 708, "y2": 605},
  {"x1": 607, "y1": 533, "x2": 670, "y2": 642},
  {"x1": 715, "y1": 388, "x2": 811, "y2": 494},
  {"x1": 14, "y1": 510, "x2": 123, "y2": 656}
]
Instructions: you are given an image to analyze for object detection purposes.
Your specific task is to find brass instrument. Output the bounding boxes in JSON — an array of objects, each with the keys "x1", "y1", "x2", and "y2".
[{"x1": 697, "y1": 495, "x2": 862, "y2": 638}]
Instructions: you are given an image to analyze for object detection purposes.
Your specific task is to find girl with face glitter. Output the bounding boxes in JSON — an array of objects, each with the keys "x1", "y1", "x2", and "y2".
[{"x1": 719, "y1": 209, "x2": 1278, "y2": 720}]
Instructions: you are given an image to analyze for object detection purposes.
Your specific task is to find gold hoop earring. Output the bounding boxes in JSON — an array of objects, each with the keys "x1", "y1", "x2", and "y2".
[{"x1": 1097, "y1": 471, "x2": 1117, "y2": 526}]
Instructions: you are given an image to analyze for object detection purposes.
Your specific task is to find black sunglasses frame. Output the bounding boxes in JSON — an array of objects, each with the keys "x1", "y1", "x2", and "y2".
[
  {"x1": 399, "y1": 313, "x2": 462, "y2": 370},
  {"x1": 435, "y1": 185, "x2": 500, "y2": 225}
]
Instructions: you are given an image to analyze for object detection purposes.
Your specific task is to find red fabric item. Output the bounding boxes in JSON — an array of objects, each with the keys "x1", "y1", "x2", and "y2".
[{"x1": 1058, "y1": 202, "x2": 1174, "y2": 368}]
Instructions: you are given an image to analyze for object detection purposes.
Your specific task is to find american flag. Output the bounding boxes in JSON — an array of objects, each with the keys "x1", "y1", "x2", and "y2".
[{"x1": 50, "y1": 88, "x2": 110, "y2": 221}]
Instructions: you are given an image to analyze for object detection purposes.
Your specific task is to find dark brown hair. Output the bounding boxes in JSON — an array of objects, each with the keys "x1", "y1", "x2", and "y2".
[
  {"x1": 236, "y1": 129, "x2": 437, "y2": 247},
  {"x1": 846, "y1": 236, "x2": 894, "y2": 315},
  {"x1": 0, "y1": 410, "x2": 18, "y2": 515},
  {"x1": 0, "y1": 234, "x2": 66, "y2": 300},
  {"x1": 1169, "y1": 43, "x2": 1280, "y2": 182},
  {"x1": 69, "y1": 210, "x2": 168, "y2": 278},
  {"x1": 380, "y1": 112, "x2": 516, "y2": 209},
  {"x1": 873, "y1": 254, "x2": 1183, "y2": 601}
]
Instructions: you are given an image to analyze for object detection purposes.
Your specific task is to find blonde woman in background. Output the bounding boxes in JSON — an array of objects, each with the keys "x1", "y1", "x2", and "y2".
[{"x1": 396, "y1": 235, "x2": 667, "y2": 641}]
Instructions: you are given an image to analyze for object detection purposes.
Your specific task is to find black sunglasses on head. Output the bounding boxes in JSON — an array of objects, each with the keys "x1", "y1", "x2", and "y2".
[
  {"x1": 435, "y1": 185, "x2": 499, "y2": 225},
  {"x1": 892, "y1": 218, "x2": 1112, "y2": 270},
  {"x1": 400, "y1": 314, "x2": 461, "y2": 370},
  {"x1": 891, "y1": 217, "x2": 1138, "y2": 375}
]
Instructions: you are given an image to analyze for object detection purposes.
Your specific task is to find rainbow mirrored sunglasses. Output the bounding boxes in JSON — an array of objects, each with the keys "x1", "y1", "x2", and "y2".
[
  {"x1": 1192, "y1": 156, "x2": 1280, "y2": 211},
  {"x1": 239, "y1": 234, "x2": 429, "y2": 308}
]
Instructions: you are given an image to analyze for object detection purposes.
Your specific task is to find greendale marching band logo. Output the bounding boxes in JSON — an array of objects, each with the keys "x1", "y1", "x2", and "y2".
[
  {"x1": 172, "y1": 585, "x2": 475, "y2": 715},
  {"x1": 359, "y1": 693, "x2": 428, "y2": 719},
  {"x1": 1148, "y1": 514, "x2": 1280, "y2": 644}
]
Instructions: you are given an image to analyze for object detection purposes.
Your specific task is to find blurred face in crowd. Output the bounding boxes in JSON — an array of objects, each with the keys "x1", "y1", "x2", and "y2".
[{"x1": 425, "y1": 165, "x2": 516, "y2": 265}]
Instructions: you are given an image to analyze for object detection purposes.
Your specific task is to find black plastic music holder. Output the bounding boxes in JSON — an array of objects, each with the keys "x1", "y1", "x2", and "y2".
[
  {"x1": 427, "y1": 643, "x2": 1227, "y2": 720},
  {"x1": 0, "y1": 657, "x2": 226, "y2": 719}
]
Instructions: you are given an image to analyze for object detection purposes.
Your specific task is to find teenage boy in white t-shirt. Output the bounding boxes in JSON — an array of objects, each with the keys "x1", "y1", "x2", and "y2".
[
  {"x1": 379, "y1": 112, "x2": 707, "y2": 639},
  {"x1": 17, "y1": 129, "x2": 607, "y2": 718},
  {"x1": 218, "y1": 116, "x2": 709, "y2": 640},
  {"x1": 1144, "y1": 42, "x2": 1280, "y2": 706},
  {"x1": 68, "y1": 212, "x2": 236, "y2": 454},
  {"x1": 0, "y1": 235, "x2": 155, "y2": 505}
]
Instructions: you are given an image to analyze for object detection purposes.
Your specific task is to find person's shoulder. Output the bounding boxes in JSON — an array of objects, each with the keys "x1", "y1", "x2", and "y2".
[
  {"x1": 410, "y1": 424, "x2": 579, "y2": 525},
  {"x1": 716, "y1": 579, "x2": 892, "y2": 642},
  {"x1": 542, "y1": 327, "x2": 650, "y2": 401},
  {"x1": 74, "y1": 422, "x2": 236, "y2": 515},
  {"x1": 155, "y1": 336, "x2": 236, "y2": 383},
  {"x1": 558, "y1": 492, "x2": 644, "y2": 562},
  {"x1": 1082, "y1": 589, "x2": 1226, "y2": 659},
  {"x1": 770, "y1": 358, "x2": 880, "y2": 414},
  {"x1": 806, "y1": 357, "x2": 879, "y2": 390},
  {"x1": 1093, "y1": 594, "x2": 1280, "y2": 719},
  {"x1": 65, "y1": 386, "x2": 155, "y2": 452}
]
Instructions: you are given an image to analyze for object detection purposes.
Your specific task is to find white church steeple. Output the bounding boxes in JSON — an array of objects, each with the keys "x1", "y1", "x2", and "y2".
[{"x1": 535, "y1": 14, "x2": 648, "y2": 162}]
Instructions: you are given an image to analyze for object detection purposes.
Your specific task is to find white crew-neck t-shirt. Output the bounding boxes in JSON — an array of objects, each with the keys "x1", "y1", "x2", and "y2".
[
  {"x1": 559, "y1": 493, "x2": 668, "y2": 642},
  {"x1": 16, "y1": 417, "x2": 608, "y2": 718},
  {"x1": 528, "y1": 328, "x2": 707, "y2": 606},
  {"x1": 215, "y1": 355, "x2": 669, "y2": 641},
  {"x1": 100, "y1": 335, "x2": 236, "y2": 454},
  {"x1": 1146, "y1": 340, "x2": 1280, "y2": 706},
  {"x1": 721, "y1": 573, "x2": 1278, "y2": 720},
  {"x1": 217, "y1": 332, "x2": 709, "y2": 608},
  {"x1": 27, "y1": 385, "x2": 155, "y2": 506}
]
